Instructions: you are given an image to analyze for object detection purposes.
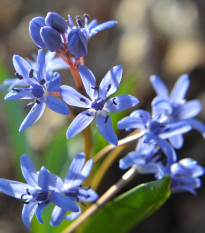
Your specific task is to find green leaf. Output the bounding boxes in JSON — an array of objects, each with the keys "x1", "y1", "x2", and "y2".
[{"x1": 81, "y1": 176, "x2": 170, "y2": 233}]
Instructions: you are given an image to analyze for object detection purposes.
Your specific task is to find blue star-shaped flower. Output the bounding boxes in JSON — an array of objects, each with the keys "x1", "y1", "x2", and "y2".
[
  {"x1": 4, "y1": 49, "x2": 69, "y2": 132},
  {"x1": 150, "y1": 74, "x2": 205, "y2": 148},
  {"x1": 51, "y1": 152, "x2": 98, "y2": 226},
  {"x1": 0, "y1": 154, "x2": 79, "y2": 229},
  {"x1": 60, "y1": 64, "x2": 139, "y2": 145}
]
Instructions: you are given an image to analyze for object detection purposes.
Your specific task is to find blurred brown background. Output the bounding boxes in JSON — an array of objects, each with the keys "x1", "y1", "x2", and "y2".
[{"x1": 0, "y1": 0, "x2": 205, "y2": 232}]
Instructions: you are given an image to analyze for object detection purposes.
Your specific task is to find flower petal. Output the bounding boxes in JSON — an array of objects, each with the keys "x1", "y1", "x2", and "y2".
[
  {"x1": 78, "y1": 65, "x2": 98, "y2": 99},
  {"x1": 96, "y1": 111, "x2": 118, "y2": 146},
  {"x1": 50, "y1": 191, "x2": 79, "y2": 212},
  {"x1": 47, "y1": 73, "x2": 61, "y2": 92},
  {"x1": 77, "y1": 188, "x2": 98, "y2": 202},
  {"x1": 50, "y1": 206, "x2": 67, "y2": 226},
  {"x1": 35, "y1": 202, "x2": 48, "y2": 224},
  {"x1": 37, "y1": 49, "x2": 46, "y2": 81},
  {"x1": 99, "y1": 65, "x2": 123, "y2": 99},
  {"x1": 45, "y1": 95, "x2": 69, "y2": 115},
  {"x1": 177, "y1": 100, "x2": 202, "y2": 119},
  {"x1": 4, "y1": 89, "x2": 34, "y2": 100},
  {"x1": 65, "y1": 208, "x2": 81, "y2": 221},
  {"x1": 38, "y1": 166, "x2": 49, "y2": 190},
  {"x1": 66, "y1": 109, "x2": 95, "y2": 139},
  {"x1": 185, "y1": 118, "x2": 205, "y2": 137},
  {"x1": 149, "y1": 75, "x2": 169, "y2": 98},
  {"x1": 20, "y1": 154, "x2": 38, "y2": 187},
  {"x1": 19, "y1": 102, "x2": 46, "y2": 132},
  {"x1": 0, "y1": 179, "x2": 31, "y2": 199},
  {"x1": 104, "y1": 94, "x2": 139, "y2": 113},
  {"x1": 22, "y1": 202, "x2": 37, "y2": 230},
  {"x1": 169, "y1": 134, "x2": 184, "y2": 149},
  {"x1": 170, "y1": 74, "x2": 190, "y2": 102},
  {"x1": 60, "y1": 85, "x2": 91, "y2": 108}
]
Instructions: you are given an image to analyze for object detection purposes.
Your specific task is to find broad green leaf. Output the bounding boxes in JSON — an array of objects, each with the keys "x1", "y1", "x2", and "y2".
[{"x1": 81, "y1": 176, "x2": 170, "y2": 233}]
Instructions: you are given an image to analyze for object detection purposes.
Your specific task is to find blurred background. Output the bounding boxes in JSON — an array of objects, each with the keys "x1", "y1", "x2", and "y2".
[{"x1": 0, "y1": 0, "x2": 205, "y2": 232}]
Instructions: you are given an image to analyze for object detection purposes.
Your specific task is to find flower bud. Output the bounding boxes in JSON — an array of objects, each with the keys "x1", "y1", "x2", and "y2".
[
  {"x1": 45, "y1": 12, "x2": 68, "y2": 34},
  {"x1": 67, "y1": 27, "x2": 88, "y2": 58},
  {"x1": 40, "y1": 26, "x2": 62, "y2": 52},
  {"x1": 29, "y1": 17, "x2": 46, "y2": 48}
]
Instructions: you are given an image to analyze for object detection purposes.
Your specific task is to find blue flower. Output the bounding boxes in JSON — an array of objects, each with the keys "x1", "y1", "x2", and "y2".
[
  {"x1": 66, "y1": 14, "x2": 117, "y2": 57},
  {"x1": 51, "y1": 153, "x2": 98, "y2": 226},
  {"x1": 4, "y1": 49, "x2": 69, "y2": 132},
  {"x1": 150, "y1": 74, "x2": 205, "y2": 148},
  {"x1": 156, "y1": 158, "x2": 204, "y2": 194},
  {"x1": 60, "y1": 65, "x2": 139, "y2": 145},
  {"x1": 0, "y1": 154, "x2": 79, "y2": 229}
]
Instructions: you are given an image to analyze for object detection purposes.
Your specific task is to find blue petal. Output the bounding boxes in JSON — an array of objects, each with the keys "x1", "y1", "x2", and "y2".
[
  {"x1": 104, "y1": 94, "x2": 139, "y2": 113},
  {"x1": 45, "y1": 12, "x2": 68, "y2": 33},
  {"x1": 67, "y1": 27, "x2": 88, "y2": 58},
  {"x1": 169, "y1": 134, "x2": 184, "y2": 149},
  {"x1": 50, "y1": 191, "x2": 79, "y2": 212},
  {"x1": 77, "y1": 188, "x2": 98, "y2": 202},
  {"x1": 177, "y1": 100, "x2": 202, "y2": 119},
  {"x1": 89, "y1": 20, "x2": 117, "y2": 38},
  {"x1": 40, "y1": 26, "x2": 62, "y2": 52},
  {"x1": 65, "y1": 208, "x2": 81, "y2": 221},
  {"x1": 60, "y1": 85, "x2": 91, "y2": 108},
  {"x1": 4, "y1": 89, "x2": 34, "y2": 100},
  {"x1": 64, "y1": 153, "x2": 86, "y2": 187},
  {"x1": 22, "y1": 202, "x2": 37, "y2": 230},
  {"x1": 47, "y1": 72, "x2": 61, "y2": 92},
  {"x1": 86, "y1": 19, "x2": 98, "y2": 31},
  {"x1": 66, "y1": 109, "x2": 95, "y2": 139},
  {"x1": 149, "y1": 75, "x2": 169, "y2": 98},
  {"x1": 46, "y1": 56, "x2": 68, "y2": 71},
  {"x1": 45, "y1": 95, "x2": 69, "y2": 115},
  {"x1": 96, "y1": 111, "x2": 118, "y2": 146},
  {"x1": 78, "y1": 65, "x2": 98, "y2": 99},
  {"x1": 38, "y1": 166, "x2": 49, "y2": 190},
  {"x1": 37, "y1": 49, "x2": 46, "y2": 81},
  {"x1": 151, "y1": 97, "x2": 172, "y2": 113},
  {"x1": 0, "y1": 179, "x2": 31, "y2": 199},
  {"x1": 117, "y1": 116, "x2": 146, "y2": 130},
  {"x1": 50, "y1": 206, "x2": 67, "y2": 226},
  {"x1": 185, "y1": 119, "x2": 205, "y2": 137},
  {"x1": 81, "y1": 159, "x2": 94, "y2": 181},
  {"x1": 20, "y1": 154, "x2": 38, "y2": 187},
  {"x1": 99, "y1": 65, "x2": 123, "y2": 99},
  {"x1": 29, "y1": 17, "x2": 46, "y2": 48},
  {"x1": 170, "y1": 74, "x2": 190, "y2": 102},
  {"x1": 19, "y1": 102, "x2": 46, "y2": 132},
  {"x1": 35, "y1": 202, "x2": 48, "y2": 224}
]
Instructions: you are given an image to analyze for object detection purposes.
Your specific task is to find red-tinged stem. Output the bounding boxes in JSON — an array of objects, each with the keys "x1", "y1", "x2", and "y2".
[
  {"x1": 80, "y1": 57, "x2": 85, "y2": 65},
  {"x1": 56, "y1": 51, "x2": 70, "y2": 67}
]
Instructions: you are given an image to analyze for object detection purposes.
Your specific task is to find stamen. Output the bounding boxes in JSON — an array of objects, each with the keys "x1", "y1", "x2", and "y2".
[
  {"x1": 113, "y1": 97, "x2": 117, "y2": 105},
  {"x1": 15, "y1": 72, "x2": 23, "y2": 80},
  {"x1": 26, "y1": 188, "x2": 31, "y2": 195},
  {"x1": 39, "y1": 79, "x2": 46, "y2": 85},
  {"x1": 29, "y1": 69, "x2": 34, "y2": 78},
  {"x1": 107, "y1": 84, "x2": 111, "y2": 92},
  {"x1": 80, "y1": 98, "x2": 86, "y2": 103},
  {"x1": 91, "y1": 86, "x2": 98, "y2": 90},
  {"x1": 84, "y1": 13, "x2": 89, "y2": 24},
  {"x1": 86, "y1": 113, "x2": 92, "y2": 117},
  {"x1": 21, "y1": 194, "x2": 30, "y2": 204},
  {"x1": 45, "y1": 200, "x2": 50, "y2": 204},
  {"x1": 12, "y1": 88, "x2": 21, "y2": 92},
  {"x1": 36, "y1": 99, "x2": 40, "y2": 104},
  {"x1": 105, "y1": 115, "x2": 109, "y2": 123},
  {"x1": 76, "y1": 16, "x2": 84, "y2": 28}
]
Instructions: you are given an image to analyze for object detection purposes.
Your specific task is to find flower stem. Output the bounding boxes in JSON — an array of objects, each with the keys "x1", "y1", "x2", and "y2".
[{"x1": 61, "y1": 166, "x2": 138, "y2": 233}]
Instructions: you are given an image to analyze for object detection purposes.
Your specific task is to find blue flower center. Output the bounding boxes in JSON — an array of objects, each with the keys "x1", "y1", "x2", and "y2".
[
  {"x1": 91, "y1": 97, "x2": 105, "y2": 111},
  {"x1": 31, "y1": 85, "x2": 44, "y2": 98}
]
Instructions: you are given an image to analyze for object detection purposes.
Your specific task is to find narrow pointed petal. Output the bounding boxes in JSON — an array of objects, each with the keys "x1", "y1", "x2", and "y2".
[
  {"x1": 37, "y1": 49, "x2": 46, "y2": 81},
  {"x1": 66, "y1": 110, "x2": 95, "y2": 139},
  {"x1": 78, "y1": 65, "x2": 98, "y2": 99},
  {"x1": 51, "y1": 206, "x2": 67, "y2": 226},
  {"x1": 65, "y1": 208, "x2": 81, "y2": 221},
  {"x1": 104, "y1": 94, "x2": 139, "y2": 113},
  {"x1": 99, "y1": 65, "x2": 123, "y2": 99},
  {"x1": 35, "y1": 202, "x2": 47, "y2": 224},
  {"x1": 169, "y1": 134, "x2": 184, "y2": 149},
  {"x1": 47, "y1": 73, "x2": 61, "y2": 92},
  {"x1": 86, "y1": 19, "x2": 98, "y2": 31},
  {"x1": 96, "y1": 111, "x2": 118, "y2": 146},
  {"x1": 151, "y1": 97, "x2": 172, "y2": 113},
  {"x1": 185, "y1": 119, "x2": 205, "y2": 137},
  {"x1": 150, "y1": 75, "x2": 169, "y2": 98},
  {"x1": 60, "y1": 85, "x2": 91, "y2": 108},
  {"x1": 45, "y1": 95, "x2": 69, "y2": 115},
  {"x1": 0, "y1": 179, "x2": 31, "y2": 199},
  {"x1": 78, "y1": 188, "x2": 98, "y2": 202},
  {"x1": 4, "y1": 89, "x2": 34, "y2": 100},
  {"x1": 81, "y1": 159, "x2": 94, "y2": 181},
  {"x1": 177, "y1": 100, "x2": 202, "y2": 119},
  {"x1": 22, "y1": 202, "x2": 37, "y2": 230},
  {"x1": 20, "y1": 154, "x2": 38, "y2": 187},
  {"x1": 65, "y1": 153, "x2": 86, "y2": 186},
  {"x1": 19, "y1": 102, "x2": 46, "y2": 132},
  {"x1": 89, "y1": 20, "x2": 117, "y2": 38},
  {"x1": 38, "y1": 166, "x2": 49, "y2": 190},
  {"x1": 170, "y1": 74, "x2": 190, "y2": 102},
  {"x1": 51, "y1": 191, "x2": 79, "y2": 212},
  {"x1": 117, "y1": 116, "x2": 145, "y2": 130}
]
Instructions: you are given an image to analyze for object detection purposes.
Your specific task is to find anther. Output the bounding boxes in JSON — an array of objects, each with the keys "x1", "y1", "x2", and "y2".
[
  {"x1": 26, "y1": 188, "x2": 31, "y2": 195},
  {"x1": 76, "y1": 16, "x2": 84, "y2": 28},
  {"x1": 86, "y1": 113, "x2": 92, "y2": 117},
  {"x1": 91, "y1": 86, "x2": 98, "y2": 90},
  {"x1": 113, "y1": 97, "x2": 117, "y2": 105},
  {"x1": 105, "y1": 115, "x2": 109, "y2": 123},
  {"x1": 12, "y1": 88, "x2": 21, "y2": 92},
  {"x1": 15, "y1": 72, "x2": 23, "y2": 80},
  {"x1": 21, "y1": 194, "x2": 29, "y2": 204},
  {"x1": 107, "y1": 84, "x2": 111, "y2": 92},
  {"x1": 29, "y1": 69, "x2": 34, "y2": 78},
  {"x1": 39, "y1": 79, "x2": 46, "y2": 85},
  {"x1": 45, "y1": 200, "x2": 50, "y2": 204},
  {"x1": 80, "y1": 98, "x2": 86, "y2": 103},
  {"x1": 36, "y1": 99, "x2": 40, "y2": 104}
]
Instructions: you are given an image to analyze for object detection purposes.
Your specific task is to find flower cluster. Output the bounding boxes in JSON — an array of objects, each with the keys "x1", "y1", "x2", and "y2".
[
  {"x1": 0, "y1": 153, "x2": 97, "y2": 229},
  {"x1": 118, "y1": 74, "x2": 205, "y2": 193}
]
